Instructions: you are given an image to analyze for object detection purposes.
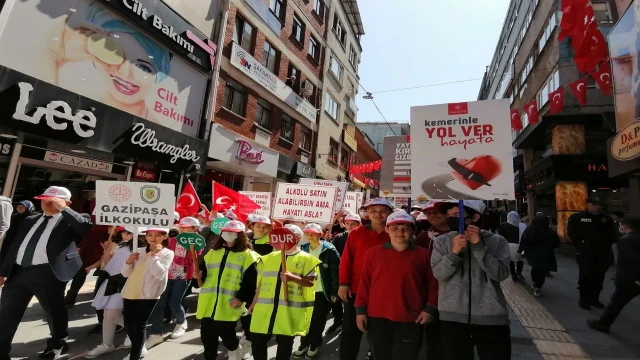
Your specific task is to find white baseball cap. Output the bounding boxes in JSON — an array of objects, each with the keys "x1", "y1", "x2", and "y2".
[
  {"x1": 176, "y1": 217, "x2": 200, "y2": 228},
  {"x1": 221, "y1": 220, "x2": 246, "y2": 233},
  {"x1": 137, "y1": 227, "x2": 148, "y2": 234},
  {"x1": 416, "y1": 213, "x2": 429, "y2": 222},
  {"x1": 303, "y1": 223, "x2": 323, "y2": 234},
  {"x1": 174, "y1": 211, "x2": 180, "y2": 222},
  {"x1": 146, "y1": 228, "x2": 169, "y2": 234},
  {"x1": 422, "y1": 200, "x2": 444, "y2": 211},
  {"x1": 386, "y1": 212, "x2": 415, "y2": 226},
  {"x1": 284, "y1": 224, "x2": 303, "y2": 238},
  {"x1": 225, "y1": 210, "x2": 238, "y2": 221},
  {"x1": 344, "y1": 213, "x2": 361, "y2": 223},
  {"x1": 247, "y1": 214, "x2": 258, "y2": 223},
  {"x1": 35, "y1": 186, "x2": 72, "y2": 201},
  {"x1": 365, "y1": 197, "x2": 393, "y2": 210},
  {"x1": 253, "y1": 215, "x2": 272, "y2": 225},
  {"x1": 411, "y1": 210, "x2": 421, "y2": 218},
  {"x1": 393, "y1": 208, "x2": 405, "y2": 213}
]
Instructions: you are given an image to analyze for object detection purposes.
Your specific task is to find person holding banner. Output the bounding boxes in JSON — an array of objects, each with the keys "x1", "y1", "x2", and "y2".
[
  {"x1": 121, "y1": 228, "x2": 174, "y2": 360},
  {"x1": 431, "y1": 200, "x2": 511, "y2": 360},
  {"x1": 338, "y1": 198, "x2": 394, "y2": 360},
  {"x1": 295, "y1": 224, "x2": 340, "y2": 358},
  {"x1": 355, "y1": 212, "x2": 438, "y2": 360},
  {"x1": 148, "y1": 217, "x2": 203, "y2": 347},
  {"x1": 248, "y1": 216, "x2": 274, "y2": 256},
  {"x1": 194, "y1": 220, "x2": 260, "y2": 360},
  {"x1": 248, "y1": 224, "x2": 321, "y2": 360}
]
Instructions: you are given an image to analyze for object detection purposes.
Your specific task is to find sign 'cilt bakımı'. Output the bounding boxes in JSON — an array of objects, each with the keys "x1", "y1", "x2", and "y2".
[
  {"x1": 95, "y1": 180, "x2": 175, "y2": 227},
  {"x1": 410, "y1": 99, "x2": 515, "y2": 201}
]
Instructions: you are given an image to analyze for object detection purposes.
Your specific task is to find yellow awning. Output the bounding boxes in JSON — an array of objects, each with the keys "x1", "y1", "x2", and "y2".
[{"x1": 352, "y1": 178, "x2": 366, "y2": 188}]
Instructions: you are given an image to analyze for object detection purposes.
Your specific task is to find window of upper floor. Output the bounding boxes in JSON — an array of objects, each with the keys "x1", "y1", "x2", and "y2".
[
  {"x1": 333, "y1": 13, "x2": 346, "y2": 46},
  {"x1": 234, "y1": 16, "x2": 255, "y2": 54},
  {"x1": 261, "y1": 41, "x2": 279, "y2": 74},
  {"x1": 329, "y1": 56, "x2": 343, "y2": 80},
  {"x1": 292, "y1": 13, "x2": 305, "y2": 44}
]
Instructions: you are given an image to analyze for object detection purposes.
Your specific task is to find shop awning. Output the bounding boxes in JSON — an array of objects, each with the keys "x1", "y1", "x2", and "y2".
[{"x1": 352, "y1": 178, "x2": 366, "y2": 188}]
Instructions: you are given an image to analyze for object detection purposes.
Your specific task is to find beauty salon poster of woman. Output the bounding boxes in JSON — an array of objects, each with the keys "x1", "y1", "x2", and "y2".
[{"x1": 0, "y1": 0, "x2": 206, "y2": 137}]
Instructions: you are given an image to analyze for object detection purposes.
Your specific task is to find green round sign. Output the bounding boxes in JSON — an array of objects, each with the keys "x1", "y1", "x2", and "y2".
[
  {"x1": 177, "y1": 233, "x2": 206, "y2": 251},
  {"x1": 210, "y1": 217, "x2": 229, "y2": 235}
]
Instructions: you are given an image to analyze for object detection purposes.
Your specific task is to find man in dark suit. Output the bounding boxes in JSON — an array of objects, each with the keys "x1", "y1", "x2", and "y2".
[{"x1": 0, "y1": 186, "x2": 93, "y2": 359}]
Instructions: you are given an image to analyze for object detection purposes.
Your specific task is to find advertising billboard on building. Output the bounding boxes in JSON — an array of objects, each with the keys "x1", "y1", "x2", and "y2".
[
  {"x1": 410, "y1": 100, "x2": 515, "y2": 201},
  {"x1": 379, "y1": 136, "x2": 411, "y2": 198},
  {"x1": 0, "y1": 0, "x2": 207, "y2": 137}
]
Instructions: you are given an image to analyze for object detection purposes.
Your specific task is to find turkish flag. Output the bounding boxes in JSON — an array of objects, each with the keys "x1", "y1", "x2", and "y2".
[
  {"x1": 574, "y1": 27, "x2": 607, "y2": 72},
  {"x1": 524, "y1": 99, "x2": 539, "y2": 125},
  {"x1": 569, "y1": 77, "x2": 588, "y2": 105},
  {"x1": 510, "y1": 109, "x2": 523, "y2": 131},
  {"x1": 212, "y1": 181, "x2": 260, "y2": 223},
  {"x1": 548, "y1": 87, "x2": 565, "y2": 114},
  {"x1": 590, "y1": 59, "x2": 612, "y2": 96},
  {"x1": 175, "y1": 180, "x2": 202, "y2": 220}
]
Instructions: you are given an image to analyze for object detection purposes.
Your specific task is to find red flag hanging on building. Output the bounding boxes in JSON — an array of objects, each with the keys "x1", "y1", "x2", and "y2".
[
  {"x1": 524, "y1": 99, "x2": 539, "y2": 125},
  {"x1": 574, "y1": 25, "x2": 606, "y2": 72},
  {"x1": 590, "y1": 59, "x2": 612, "y2": 96},
  {"x1": 558, "y1": 0, "x2": 585, "y2": 40},
  {"x1": 548, "y1": 87, "x2": 565, "y2": 114},
  {"x1": 175, "y1": 180, "x2": 202, "y2": 220},
  {"x1": 212, "y1": 181, "x2": 260, "y2": 223},
  {"x1": 510, "y1": 109, "x2": 523, "y2": 131},
  {"x1": 571, "y1": 5, "x2": 595, "y2": 55},
  {"x1": 569, "y1": 77, "x2": 588, "y2": 105}
]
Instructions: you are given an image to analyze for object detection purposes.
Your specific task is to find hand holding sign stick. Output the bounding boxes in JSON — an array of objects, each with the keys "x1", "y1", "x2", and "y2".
[
  {"x1": 269, "y1": 227, "x2": 298, "y2": 302},
  {"x1": 177, "y1": 233, "x2": 206, "y2": 287}
]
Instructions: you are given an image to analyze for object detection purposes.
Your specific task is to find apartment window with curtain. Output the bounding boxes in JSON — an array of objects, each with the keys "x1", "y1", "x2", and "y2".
[
  {"x1": 333, "y1": 14, "x2": 346, "y2": 45},
  {"x1": 325, "y1": 92, "x2": 339, "y2": 120},
  {"x1": 538, "y1": 13, "x2": 558, "y2": 51},
  {"x1": 329, "y1": 139, "x2": 339, "y2": 163},
  {"x1": 234, "y1": 17, "x2": 255, "y2": 53},
  {"x1": 340, "y1": 148, "x2": 350, "y2": 169},
  {"x1": 300, "y1": 127, "x2": 311, "y2": 152},
  {"x1": 313, "y1": 0, "x2": 325, "y2": 18},
  {"x1": 269, "y1": 0, "x2": 284, "y2": 20},
  {"x1": 329, "y1": 56, "x2": 343, "y2": 80},
  {"x1": 309, "y1": 36, "x2": 319, "y2": 61},
  {"x1": 538, "y1": 70, "x2": 560, "y2": 107},
  {"x1": 223, "y1": 78, "x2": 246, "y2": 116},
  {"x1": 349, "y1": 45, "x2": 358, "y2": 69},
  {"x1": 292, "y1": 14, "x2": 305, "y2": 43},
  {"x1": 254, "y1": 98, "x2": 272, "y2": 129},
  {"x1": 280, "y1": 114, "x2": 294, "y2": 142},
  {"x1": 261, "y1": 41, "x2": 279, "y2": 73},
  {"x1": 592, "y1": 2, "x2": 613, "y2": 23}
]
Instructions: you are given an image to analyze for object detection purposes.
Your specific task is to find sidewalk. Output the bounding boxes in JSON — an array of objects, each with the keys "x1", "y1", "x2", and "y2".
[{"x1": 518, "y1": 254, "x2": 640, "y2": 360}]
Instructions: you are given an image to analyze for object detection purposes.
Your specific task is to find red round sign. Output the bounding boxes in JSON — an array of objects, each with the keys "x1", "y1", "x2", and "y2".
[{"x1": 269, "y1": 227, "x2": 297, "y2": 251}]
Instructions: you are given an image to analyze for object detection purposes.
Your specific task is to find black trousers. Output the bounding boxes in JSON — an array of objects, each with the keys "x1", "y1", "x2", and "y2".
[
  {"x1": 330, "y1": 300, "x2": 343, "y2": 326},
  {"x1": 251, "y1": 333, "x2": 294, "y2": 360},
  {"x1": 367, "y1": 317, "x2": 423, "y2": 360},
  {"x1": 424, "y1": 319, "x2": 443, "y2": 360},
  {"x1": 599, "y1": 283, "x2": 640, "y2": 326},
  {"x1": 509, "y1": 261, "x2": 524, "y2": 276},
  {"x1": 577, "y1": 251, "x2": 612, "y2": 302},
  {"x1": 0, "y1": 265, "x2": 68, "y2": 356},
  {"x1": 531, "y1": 268, "x2": 547, "y2": 289},
  {"x1": 65, "y1": 267, "x2": 87, "y2": 305},
  {"x1": 200, "y1": 318, "x2": 239, "y2": 360},
  {"x1": 240, "y1": 314, "x2": 252, "y2": 341},
  {"x1": 440, "y1": 321, "x2": 511, "y2": 360},
  {"x1": 339, "y1": 297, "x2": 364, "y2": 360},
  {"x1": 123, "y1": 299, "x2": 157, "y2": 360},
  {"x1": 301, "y1": 294, "x2": 331, "y2": 349}
]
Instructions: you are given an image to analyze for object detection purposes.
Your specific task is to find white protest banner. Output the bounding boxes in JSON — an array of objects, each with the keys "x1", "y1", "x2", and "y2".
[
  {"x1": 239, "y1": 191, "x2": 272, "y2": 217},
  {"x1": 272, "y1": 183, "x2": 338, "y2": 223},
  {"x1": 299, "y1": 178, "x2": 348, "y2": 211},
  {"x1": 410, "y1": 100, "x2": 515, "y2": 201},
  {"x1": 95, "y1": 181, "x2": 176, "y2": 227},
  {"x1": 343, "y1": 192, "x2": 363, "y2": 214}
]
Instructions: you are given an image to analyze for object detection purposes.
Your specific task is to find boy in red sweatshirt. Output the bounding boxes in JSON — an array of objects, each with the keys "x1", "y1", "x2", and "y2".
[
  {"x1": 338, "y1": 198, "x2": 393, "y2": 360},
  {"x1": 355, "y1": 211, "x2": 438, "y2": 360}
]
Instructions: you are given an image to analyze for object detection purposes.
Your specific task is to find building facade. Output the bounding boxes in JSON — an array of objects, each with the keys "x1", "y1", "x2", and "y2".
[
  {"x1": 357, "y1": 122, "x2": 410, "y2": 156},
  {"x1": 314, "y1": 0, "x2": 364, "y2": 181},
  {"x1": 0, "y1": 0, "x2": 214, "y2": 204},
  {"x1": 478, "y1": 0, "x2": 626, "y2": 240}
]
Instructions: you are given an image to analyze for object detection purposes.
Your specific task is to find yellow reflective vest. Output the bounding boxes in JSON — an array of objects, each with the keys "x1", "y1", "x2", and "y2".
[
  {"x1": 250, "y1": 250, "x2": 321, "y2": 336},
  {"x1": 196, "y1": 248, "x2": 261, "y2": 321}
]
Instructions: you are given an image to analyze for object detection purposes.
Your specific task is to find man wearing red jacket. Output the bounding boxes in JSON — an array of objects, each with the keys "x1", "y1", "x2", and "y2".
[
  {"x1": 338, "y1": 198, "x2": 393, "y2": 360},
  {"x1": 355, "y1": 211, "x2": 438, "y2": 360}
]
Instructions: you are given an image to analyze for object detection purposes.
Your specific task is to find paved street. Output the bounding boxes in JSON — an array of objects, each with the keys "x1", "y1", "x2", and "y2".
[{"x1": 5, "y1": 253, "x2": 640, "y2": 359}]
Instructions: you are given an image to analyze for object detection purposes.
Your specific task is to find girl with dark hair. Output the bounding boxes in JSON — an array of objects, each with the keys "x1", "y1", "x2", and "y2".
[
  {"x1": 195, "y1": 220, "x2": 260, "y2": 360},
  {"x1": 518, "y1": 214, "x2": 561, "y2": 297}
]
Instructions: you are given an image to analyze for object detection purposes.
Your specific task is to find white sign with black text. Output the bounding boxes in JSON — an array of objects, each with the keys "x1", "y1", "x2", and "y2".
[
  {"x1": 239, "y1": 191, "x2": 271, "y2": 217},
  {"x1": 44, "y1": 151, "x2": 113, "y2": 173},
  {"x1": 272, "y1": 183, "x2": 338, "y2": 223},
  {"x1": 343, "y1": 192, "x2": 364, "y2": 214},
  {"x1": 299, "y1": 179, "x2": 348, "y2": 211}
]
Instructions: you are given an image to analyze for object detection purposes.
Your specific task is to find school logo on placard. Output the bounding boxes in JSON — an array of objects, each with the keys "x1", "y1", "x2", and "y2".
[{"x1": 140, "y1": 185, "x2": 161, "y2": 204}]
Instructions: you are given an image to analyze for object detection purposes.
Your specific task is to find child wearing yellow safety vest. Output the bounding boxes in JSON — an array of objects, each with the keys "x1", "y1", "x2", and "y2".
[
  {"x1": 248, "y1": 224, "x2": 322, "y2": 360},
  {"x1": 194, "y1": 220, "x2": 260, "y2": 360}
]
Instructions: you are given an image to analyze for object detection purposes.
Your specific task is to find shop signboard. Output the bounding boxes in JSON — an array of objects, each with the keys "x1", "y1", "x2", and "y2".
[
  {"x1": 230, "y1": 43, "x2": 316, "y2": 123},
  {"x1": 208, "y1": 124, "x2": 279, "y2": 177},
  {"x1": 0, "y1": 0, "x2": 208, "y2": 138},
  {"x1": 0, "y1": 68, "x2": 207, "y2": 171},
  {"x1": 44, "y1": 151, "x2": 113, "y2": 173},
  {"x1": 133, "y1": 168, "x2": 158, "y2": 182},
  {"x1": 298, "y1": 179, "x2": 348, "y2": 211},
  {"x1": 343, "y1": 192, "x2": 363, "y2": 214},
  {"x1": 380, "y1": 135, "x2": 411, "y2": 198},
  {"x1": 295, "y1": 162, "x2": 316, "y2": 178},
  {"x1": 239, "y1": 191, "x2": 272, "y2": 217},
  {"x1": 95, "y1": 180, "x2": 175, "y2": 229},
  {"x1": 272, "y1": 183, "x2": 338, "y2": 223},
  {"x1": 610, "y1": 121, "x2": 640, "y2": 161},
  {"x1": 410, "y1": 100, "x2": 516, "y2": 201}
]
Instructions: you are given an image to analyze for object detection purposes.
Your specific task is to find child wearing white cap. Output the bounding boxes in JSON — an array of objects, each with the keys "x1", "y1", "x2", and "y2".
[{"x1": 121, "y1": 228, "x2": 174, "y2": 360}]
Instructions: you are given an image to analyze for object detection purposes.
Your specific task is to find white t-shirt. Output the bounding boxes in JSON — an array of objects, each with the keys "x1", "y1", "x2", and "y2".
[{"x1": 309, "y1": 243, "x2": 323, "y2": 293}]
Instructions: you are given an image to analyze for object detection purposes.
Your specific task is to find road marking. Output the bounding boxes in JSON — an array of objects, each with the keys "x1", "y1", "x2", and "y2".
[
  {"x1": 437, "y1": 189, "x2": 442, "y2": 193},
  {"x1": 501, "y1": 280, "x2": 590, "y2": 359}
]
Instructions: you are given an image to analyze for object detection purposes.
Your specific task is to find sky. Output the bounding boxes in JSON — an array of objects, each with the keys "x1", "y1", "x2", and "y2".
[{"x1": 355, "y1": 0, "x2": 511, "y2": 125}]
